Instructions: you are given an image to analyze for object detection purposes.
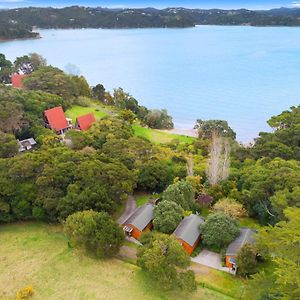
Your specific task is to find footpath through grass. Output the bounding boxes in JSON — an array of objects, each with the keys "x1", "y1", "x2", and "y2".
[{"x1": 0, "y1": 222, "x2": 237, "y2": 300}]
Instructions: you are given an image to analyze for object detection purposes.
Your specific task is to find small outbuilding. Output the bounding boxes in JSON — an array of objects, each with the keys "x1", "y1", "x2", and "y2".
[
  {"x1": 11, "y1": 73, "x2": 27, "y2": 89},
  {"x1": 44, "y1": 106, "x2": 72, "y2": 135},
  {"x1": 18, "y1": 138, "x2": 37, "y2": 152},
  {"x1": 173, "y1": 214, "x2": 205, "y2": 255},
  {"x1": 225, "y1": 227, "x2": 256, "y2": 271},
  {"x1": 75, "y1": 113, "x2": 96, "y2": 131},
  {"x1": 123, "y1": 204, "x2": 154, "y2": 240}
]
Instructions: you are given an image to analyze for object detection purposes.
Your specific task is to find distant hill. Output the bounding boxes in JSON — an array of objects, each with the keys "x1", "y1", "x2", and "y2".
[
  {"x1": 1, "y1": 6, "x2": 300, "y2": 40},
  {"x1": 0, "y1": 19, "x2": 39, "y2": 41}
]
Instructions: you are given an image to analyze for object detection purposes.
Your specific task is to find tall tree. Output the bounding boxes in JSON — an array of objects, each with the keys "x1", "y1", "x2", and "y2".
[
  {"x1": 137, "y1": 233, "x2": 196, "y2": 291},
  {"x1": 162, "y1": 180, "x2": 195, "y2": 210},
  {"x1": 153, "y1": 200, "x2": 183, "y2": 233},
  {"x1": 64, "y1": 210, "x2": 124, "y2": 258},
  {"x1": 206, "y1": 131, "x2": 231, "y2": 185},
  {"x1": 92, "y1": 84, "x2": 106, "y2": 102},
  {"x1": 236, "y1": 243, "x2": 257, "y2": 277},
  {"x1": 0, "y1": 101, "x2": 26, "y2": 134},
  {"x1": 200, "y1": 213, "x2": 240, "y2": 250},
  {"x1": 0, "y1": 131, "x2": 19, "y2": 158},
  {"x1": 0, "y1": 53, "x2": 13, "y2": 84},
  {"x1": 194, "y1": 119, "x2": 236, "y2": 140},
  {"x1": 247, "y1": 208, "x2": 300, "y2": 299},
  {"x1": 14, "y1": 53, "x2": 46, "y2": 74}
]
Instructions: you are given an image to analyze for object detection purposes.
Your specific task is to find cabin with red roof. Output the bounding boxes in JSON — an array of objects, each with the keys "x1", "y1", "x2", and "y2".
[
  {"x1": 75, "y1": 113, "x2": 96, "y2": 131},
  {"x1": 11, "y1": 74, "x2": 27, "y2": 89},
  {"x1": 43, "y1": 106, "x2": 72, "y2": 135}
]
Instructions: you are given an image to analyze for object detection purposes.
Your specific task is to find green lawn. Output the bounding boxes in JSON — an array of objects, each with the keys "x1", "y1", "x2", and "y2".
[
  {"x1": 65, "y1": 104, "x2": 195, "y2": 145},
  {"x1": 135, "y1": 193, "x2": 160, "y2": 207},
  {"x1": 133, "y1": 124, "x2": 196, "y2": 144},
  {"x1": 0, "y1": 222, "x2": 236, "y2": 300},
  {"x1": 239, "y1": 217, "x2": 262, "y2": 230},
  {"x1": 192, "y1": 263, "x2": 245, "y2": 299},
  {"x1": 65, "y1": 105, "x2": 108, "y2": 123}
]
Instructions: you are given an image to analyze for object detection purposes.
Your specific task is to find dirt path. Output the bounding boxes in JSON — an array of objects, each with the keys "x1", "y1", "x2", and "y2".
[
  {"x1": 117, "y1": 195, "x2": 137, "y2": 225},
  {"x1": 118, "y1": 245, "x2": 138, "y2": 260}
]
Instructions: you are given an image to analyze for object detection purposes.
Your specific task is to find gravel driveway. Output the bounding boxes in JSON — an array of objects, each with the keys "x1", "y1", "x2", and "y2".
[
  {"x1": 117, "y1": 195, "x2": 136, "y2": 225},
  {"x1": 191, "y1": 249, "x2": 231, "y2": 273}
]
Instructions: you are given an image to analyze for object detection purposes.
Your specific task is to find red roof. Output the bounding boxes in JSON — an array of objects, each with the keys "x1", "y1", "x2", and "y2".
[
  {"x1": 76, "y1": 113, "x2": 96, "y2": 131},
  {"x1": 44, "y1": 106, "x2": 69, "y2": 132},
  {"x1": 11, "y1": 74, "x2": 27, "y2": 89}
]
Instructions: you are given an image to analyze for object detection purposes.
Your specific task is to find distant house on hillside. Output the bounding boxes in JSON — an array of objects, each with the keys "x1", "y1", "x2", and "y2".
[
  {"x1": 173, "y1": 214, "x2": 204, "y2": 255},
  {"x1": 225, "y1": 227, "x2": 256, "y2": 272},
  {"x1": 75, "y1": 113, "x2": 96, "y2": 131},
  {"x1": 123, "y1": 204, "x2": 154, "y2": 240},
  {"x1": 11, "y1": 73, "x2": 27, "y2": 89},
  {"x1": 18, "y1": 138, "x2": 37, "y2": 152},
  {"x1": 44, "y1": 106, "x2": 72, "y2": 135}
]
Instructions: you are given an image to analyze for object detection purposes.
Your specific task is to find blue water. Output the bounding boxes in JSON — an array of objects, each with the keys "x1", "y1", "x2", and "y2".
[{"x1": 1, "y1": 26, "x2": 300, "y2": 142}]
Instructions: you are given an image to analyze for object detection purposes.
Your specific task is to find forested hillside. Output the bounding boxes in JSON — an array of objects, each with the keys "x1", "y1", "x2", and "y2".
[
  {"x1": 0, "y1": 52, "x2": 299, "y2": 299},
  {"x1": 1, "y1": 6, "x2": 300, "y2": 40}
]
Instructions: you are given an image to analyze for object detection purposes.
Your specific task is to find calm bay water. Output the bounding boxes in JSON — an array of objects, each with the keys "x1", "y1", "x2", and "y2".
[{"x1": 1, "y1": 26, "x2": 300, "y2": 142}]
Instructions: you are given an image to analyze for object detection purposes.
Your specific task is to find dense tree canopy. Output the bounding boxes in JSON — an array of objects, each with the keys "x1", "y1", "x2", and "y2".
[
  {"x1": 235, "y1": 158, "x2": 300, "y2": 224},
  {"x1": 247, "y1": 208, "x2": 300, "y2": 300},
  {"x1": 0, "y1": 85, "x2": 63, "y2": 136},
  {"x1": 64, "y1": 210, "x2": 124, "y2": 258},
  {"x1": 236, "y1": 243, "x2": 257, "y2": 277},
  {"x1": 138, "y1": 160, "x2": 174, "y2": 192},
  {"x1": 200, "y1": 213, "x2": 240, "y2": 250},
  {"x1": 162, "y1": 180, "x2": 195, "y2": 211},
  {"x1": 0, "y1": 131, "x2": 18, "y2": 158},
  {"x1": 0, "y1": 147, "x2": 137, "y2": 222},
  {"x1": 194, "y1": 119, "x2": 236, "y2": 140},
  {"x1": 0, "y1": 53, "x2": 13, "y2": 84},
  {"x1": 137, "y1": 233, "x2": 196, "y2": 291},
  {"x1": 89, "y1": 117, "x2": 134, "y2": 149},
  {"x1": 23, "y1": 66, "x2": 88, "y2": 107},
  {"x1": 153, "y1": 200, "x2": 184, "y2": 233},
  {"x1": 144, "y1": 109, "x2": 174, "y2": 129},
  {"x1": 213, "y1": 198, "x2": 247, "y2": 219},
  {"x1": 253, "y1": 106, "x2": 300, "y2": 160}
]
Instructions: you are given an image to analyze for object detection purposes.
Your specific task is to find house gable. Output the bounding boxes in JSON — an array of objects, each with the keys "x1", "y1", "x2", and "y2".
[{"x1": 44, "y1": 106, "x2": 70, "y2": 133}]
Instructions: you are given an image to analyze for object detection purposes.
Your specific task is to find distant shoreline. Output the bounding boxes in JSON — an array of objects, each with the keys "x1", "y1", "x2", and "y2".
[{"x1": 0, "y1": 34, "x2": 41, "y2": 43}]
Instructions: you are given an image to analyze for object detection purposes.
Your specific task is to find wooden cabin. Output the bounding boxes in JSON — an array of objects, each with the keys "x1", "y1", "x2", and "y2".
[
  {"x1": 75, "y1": 113, "x2": 96, "y2": 131},
  {"x1": 173, "y1": 214, "x2": 204, "y2": 255},
  {"x1": 18, "y1": 138, "x2": 37, "y2": 152},
  {"x1": 123, "y1": 204, "x2": 154, "y2": 240},
  {"x1": 225, "y1": 228, "x2": 256, "y2": 272},
  {"x1": 43, "y1": 106, "x2": 72, "y2": 135}
]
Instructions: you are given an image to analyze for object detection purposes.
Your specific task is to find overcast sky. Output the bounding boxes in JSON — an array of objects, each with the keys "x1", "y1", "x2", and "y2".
[{"x1": 0, "y1": 0, "x2": 300, "y2": 10}]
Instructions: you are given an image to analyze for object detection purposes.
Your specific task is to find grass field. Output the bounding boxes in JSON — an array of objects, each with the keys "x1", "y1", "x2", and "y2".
[
  {"x1": 65, "y1": 105, "x2": 108, "y2": 123},
  {"x1": 0, "y1": 223, "x2": 238, "y2": 300},
  {"x1": 133, "y1": 125, "x2": 195, "y2": 144},
  {"x1": 135, "y1": 193, "x2": 160, "y2": 207},
  {"x1": 65, "y1": 104, "x2": 196, "y2": 145}
]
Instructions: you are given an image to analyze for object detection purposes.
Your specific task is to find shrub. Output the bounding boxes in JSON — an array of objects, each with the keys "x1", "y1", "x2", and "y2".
[
  {"x1": 64, "y1": 210, "x2": 124, "y2": 258},
  {"x1": 200, "y1": 213, "x2": 240, "y2": 250},
  {"x1": 213, "y1": 198, "x2": 247, "y2": 219},
  {"x1": 137, "y1": 233, "x2": 196, "y2": 291},
  {"x1": 153, "y1": 201, "x2": 183, "y2": 233},
  {"x1": 236, "y1": 243, "x2": 257, "y2": 277},
  {"x1": 16, "y1": 286, "x2": 34, "y2": 300},
  {"x1": 162, "y1": 180, "x2": 195, "y2": 210}
]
